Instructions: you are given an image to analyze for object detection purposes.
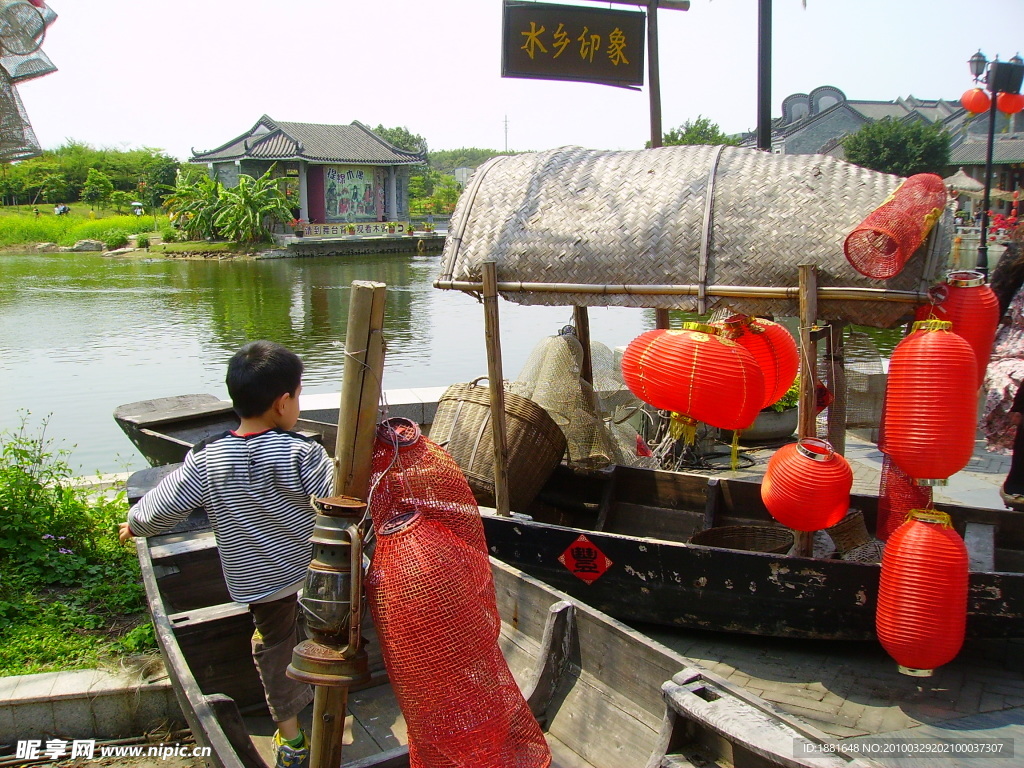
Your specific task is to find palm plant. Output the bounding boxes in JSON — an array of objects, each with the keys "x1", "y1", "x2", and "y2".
[{"x1": 213, "y1": 168, "x2": 293, "y2": 244}]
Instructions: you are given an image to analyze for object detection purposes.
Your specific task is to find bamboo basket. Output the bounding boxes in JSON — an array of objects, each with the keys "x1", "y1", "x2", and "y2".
[
  {"x1": 429, "y1": 378, "x2": 567, "y2": 512},
  {"x1": 689, "y1": 525, "x2": 794, "y2": 554}
]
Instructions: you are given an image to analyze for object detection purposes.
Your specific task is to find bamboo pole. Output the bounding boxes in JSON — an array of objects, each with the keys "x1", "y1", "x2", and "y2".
[
  {"x1": 793, "y1": 264, "x2": 818, "y2": 558},
  {"x1": 825, "y1": 323, "x2": 847, "y2": 456},
  {"x1": 434, "y1": 279, "x2": 928, "y2": 305},
  {"x1": 482, "y1": 262, "x2": 511, "y2": 516},
  {"x1": 309, "y1": 281, "x2": 386, "y2": 768},
  {"x1": 572, "y1": 306, "x2": 594, "y2": 387},
  {"x1": 334, "y1": 281, "x2": 387, "y2": 498}
]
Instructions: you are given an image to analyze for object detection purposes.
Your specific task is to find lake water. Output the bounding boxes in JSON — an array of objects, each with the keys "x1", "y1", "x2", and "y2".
[{"x1": 0, "y1": 250, "x2": 653, "y2": 473}]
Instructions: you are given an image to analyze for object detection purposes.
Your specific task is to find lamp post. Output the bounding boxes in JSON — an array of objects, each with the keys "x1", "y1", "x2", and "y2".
[{"x1": 968, "y1": 51, "x2": 1024, "y2": 279}]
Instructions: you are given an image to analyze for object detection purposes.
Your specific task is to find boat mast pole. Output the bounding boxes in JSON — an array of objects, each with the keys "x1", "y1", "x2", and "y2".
[{"x1": 648, "y1": 0, "x2": 670, "y2": 332}]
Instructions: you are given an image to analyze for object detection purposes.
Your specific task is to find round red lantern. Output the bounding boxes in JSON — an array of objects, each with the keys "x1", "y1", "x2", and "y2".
[
  {"x1": 761, "y1": 438, "x2": 853, "y2": 531},
  {"x1": 718, "y1": 315, "x2": 799, "y2": 409},
  {"x1": 996, "y1": 91, "x2": 1024, "y2": 115},
  {"x1": 620, "y1": 324, "x2": 765, "y2": 431},
  {"x1": 961, "y1": 87, "x2": 991, "y2": 114},
  {"x1": 880, "y1": 320, "x2": 977, "y2": 485},
  {"x1": 914, "y1": 271, "x2": 1000, "y2": 388},
  {"x1": 876, "y1": 509, "x2": 968, "y2": 676}
]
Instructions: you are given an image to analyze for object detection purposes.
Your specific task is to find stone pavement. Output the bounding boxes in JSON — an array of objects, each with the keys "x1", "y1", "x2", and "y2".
[{"x1": 640, "y1": 426, "x2": 1024, "y2": 757}]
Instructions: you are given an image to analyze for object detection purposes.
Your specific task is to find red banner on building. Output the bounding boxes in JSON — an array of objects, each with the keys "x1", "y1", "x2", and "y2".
[{"x1": 502, "y1": 2, "x2": 645, "y2": 89}]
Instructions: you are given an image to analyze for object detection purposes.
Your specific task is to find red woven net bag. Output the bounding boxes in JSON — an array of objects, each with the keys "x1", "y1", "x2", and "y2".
[
  {"x1": 843, "y1": 174, "x2": 948, "y2": 279},
  {"x1": 369, "y1": 417, "x2": 486, "y2": 553},
  {"x1": 366, "y1": 513, "x2": 550, "y2": 768},
  {"x1": 876, "y1": 453, "x2": 932, "y2": 541}
]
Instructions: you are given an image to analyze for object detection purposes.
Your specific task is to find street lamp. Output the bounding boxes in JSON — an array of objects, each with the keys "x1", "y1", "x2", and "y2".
[{"x1": 965, "y1": 51, "x2": 1024, "y2": 278}]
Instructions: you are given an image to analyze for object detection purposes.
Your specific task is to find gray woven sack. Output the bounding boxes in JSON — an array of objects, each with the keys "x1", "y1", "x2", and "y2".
[{"x1": 437, "y1": 145, "x2": 951, "y2": 328}]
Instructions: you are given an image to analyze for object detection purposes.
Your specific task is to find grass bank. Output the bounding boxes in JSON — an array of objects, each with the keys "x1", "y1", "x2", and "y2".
[
  {"x1": 0, "y1": 206, "x2": 167, "y2": 248},
  {"x1": 0, "y1": 415, "x2": 154, "y2": 676}
]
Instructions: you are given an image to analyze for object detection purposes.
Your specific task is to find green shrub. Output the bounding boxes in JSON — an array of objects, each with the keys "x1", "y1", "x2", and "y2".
[
  {"x1": 104, "y1": 231, "x2": 129, "y2": 250},
  {"x1": 0, "y1": 415, "x2": 148, "y2": 674},
  {"x1": 135, "y1": 233, "x2": 150, "y2": 249},
  {"x1": 160, "y1": 227, "x2": 177, "y2": 242}
]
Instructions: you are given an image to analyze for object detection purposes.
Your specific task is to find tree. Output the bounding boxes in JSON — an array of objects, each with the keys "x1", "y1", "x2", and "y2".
[
  {"x1": 164, "y1": 167, "x2": 222, "y2": 240},
  {"x1": 842, "y1": 118, "x2": 950, "y2": 177},
  {"x1": 653, "y1": 116, "x2": 740, "y2": 148},
  {"x1": 109, "y1": 190, "x2": 134, "y2": 214},
  {"x1": 371, "y1": 124, "x2": 428, "y2": 155},
  {"x1": 81, "y1": 168, "x2": 114, "y2": 210},
  {"x1": 40, "y1": 173, "x2": 70, "y2": 204}
]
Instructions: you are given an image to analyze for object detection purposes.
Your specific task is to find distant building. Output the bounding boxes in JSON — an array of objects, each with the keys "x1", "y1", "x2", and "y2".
[
  {"x1": 190, "y1": 116, "x2": 425, "y2": 224},
  {"x1": 741, "y1": 86, "x2": 1023, "y2": 213}
]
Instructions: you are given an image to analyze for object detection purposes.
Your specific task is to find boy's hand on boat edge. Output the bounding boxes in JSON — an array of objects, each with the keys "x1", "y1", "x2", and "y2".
[{"x1": 118, "y1": 522, "x2": 134, "y2": 544}]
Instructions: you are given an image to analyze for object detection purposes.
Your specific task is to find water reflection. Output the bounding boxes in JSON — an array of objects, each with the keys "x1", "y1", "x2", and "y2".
[{"x1": 0, "y1": 251, "x2": 652, "y2": 472}]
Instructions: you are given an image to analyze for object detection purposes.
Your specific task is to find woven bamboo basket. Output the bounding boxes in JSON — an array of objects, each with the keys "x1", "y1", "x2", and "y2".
[
  {"x1": 689, "y1": 525, "x2": 794, "y2": 554},
  {"x1": 429, "y1": 378, "x2": 567, "y2": 512}
]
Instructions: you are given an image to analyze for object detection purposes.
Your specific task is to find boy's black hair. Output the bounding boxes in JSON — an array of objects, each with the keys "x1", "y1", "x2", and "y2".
[{"x1": 226, "y1": 341, "x2": 303, "y2": 418}]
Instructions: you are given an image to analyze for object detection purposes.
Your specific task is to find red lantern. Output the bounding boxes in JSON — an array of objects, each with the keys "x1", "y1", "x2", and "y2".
[
  {"x1": 880, "y1": 320, "x2": 977, "y2": 485},
  {"x1": 718, "y1": 315, "x2": 799, "y2": 409},
  {"x1": 996, "y1": 91, "x2": 1024, "y2": 115},
  {"x1": 761, "y1": 438, "x2": 853, "y2": 531},
  {"x1": 620, "y1": 324, "x2": 764, "y2": 431},
  {"x1": 876, "y1": 509, "x2": 968, "y2": 676},
  {"x1": 914, "y1": 271, "x2": 1000, "y2": 388},
  {"x1": 961, "y1": 87, "x2": 991, "y2": 114}
]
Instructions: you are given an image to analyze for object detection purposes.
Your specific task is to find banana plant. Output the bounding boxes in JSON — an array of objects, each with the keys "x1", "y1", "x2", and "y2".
[
  {"x1": 213, "y1": 167, "x2": 293, "y2": 244},
  {"x1": 164, "y1": 169, "x2": 222, "y2": 240}
]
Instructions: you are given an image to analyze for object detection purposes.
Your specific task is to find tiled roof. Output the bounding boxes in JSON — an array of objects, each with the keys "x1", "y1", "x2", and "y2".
[
  {"x1": 190, "y1": 116, "x2": 424, "y2": 165},
  {"x1": 950, "y1": 138, "x2": 1024, "y2": 164}
]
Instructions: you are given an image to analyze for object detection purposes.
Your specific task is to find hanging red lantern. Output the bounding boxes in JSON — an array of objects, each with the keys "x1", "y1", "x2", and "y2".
[
  {"x1": 717, "y1": 315, "x2": 799, "y2": 409},
  {"x1": 620, "y1": 324, "x2": 764, "y2": 431},
  {"x1": 761, "y1": 438, "x2": 853, "y2": 531},
  {"x1": 914, "y1": 271, "x2": 1000, "y2": 387},
  {"x1": 876, "y1": 509, "x2": 968, "y2": 676},
  {"x1": 996, "y1": 91, "x2": 1024, "y2": 115},
  {"x1": 880, "y1": 320, "x2": 977, "y2": 485},
  {"x1": 961, "y1": 87, "x2": 991, "y2": 114}
]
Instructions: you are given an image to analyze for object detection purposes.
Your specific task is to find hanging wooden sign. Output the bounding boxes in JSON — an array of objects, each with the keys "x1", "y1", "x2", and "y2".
[{"x1": 502, "y1": 2, "x2": 645, "y2": 89}]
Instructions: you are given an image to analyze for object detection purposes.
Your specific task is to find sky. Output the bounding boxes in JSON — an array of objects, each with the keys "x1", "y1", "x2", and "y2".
[{"x1": 14, "y1": 0, "x2": 1024, "y2": 162}]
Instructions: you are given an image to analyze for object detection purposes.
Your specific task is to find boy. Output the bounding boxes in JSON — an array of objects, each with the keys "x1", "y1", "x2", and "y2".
[{"x1": 120, "y1": 341, "x2": 333, "y2": 768}]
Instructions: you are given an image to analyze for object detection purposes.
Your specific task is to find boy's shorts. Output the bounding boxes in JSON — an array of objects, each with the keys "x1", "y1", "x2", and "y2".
[{"x1": 249, "y1": 594, "x2": 313, "y2": 722}]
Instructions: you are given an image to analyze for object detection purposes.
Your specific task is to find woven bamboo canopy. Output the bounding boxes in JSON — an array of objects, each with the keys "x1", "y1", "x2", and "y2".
[{"x1": 436, "y1": 145, "x2": 952, "y2": 329}]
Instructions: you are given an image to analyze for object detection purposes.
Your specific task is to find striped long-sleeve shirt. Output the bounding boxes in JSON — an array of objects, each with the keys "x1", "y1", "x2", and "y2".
[{"x1": 129, "y1": 429, "x2": 334, "y2": 604}]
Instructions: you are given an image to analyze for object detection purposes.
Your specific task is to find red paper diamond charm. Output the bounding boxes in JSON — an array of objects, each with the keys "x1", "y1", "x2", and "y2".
[{"x1": 558, "y1": 534, "x2": 613, "y2": 584}]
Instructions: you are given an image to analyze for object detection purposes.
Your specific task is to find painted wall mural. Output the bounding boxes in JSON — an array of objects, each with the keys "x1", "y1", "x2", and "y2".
[{"x1": 324, "y1": 165, "x2": 385, "y2": 222}]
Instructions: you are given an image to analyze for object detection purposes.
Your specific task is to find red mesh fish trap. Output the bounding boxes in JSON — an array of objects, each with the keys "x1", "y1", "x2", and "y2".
[
  {"x1": 876, "y1": 453, "x2": 932, "y2": 541},
  {"x1": 366, "y1": 512, "x2": 551, "y2": 768},
  {"x1": 369, "y1": 417, "x2": 486, "y2": 553},
  {"x1": 844, "y1": 174, "x2": 948, "y2": 279}
]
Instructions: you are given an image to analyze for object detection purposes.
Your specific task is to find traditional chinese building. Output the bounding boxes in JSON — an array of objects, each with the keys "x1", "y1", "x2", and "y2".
[{"x1": 189, "y1": 116, "x2": 425, "y2": 225}]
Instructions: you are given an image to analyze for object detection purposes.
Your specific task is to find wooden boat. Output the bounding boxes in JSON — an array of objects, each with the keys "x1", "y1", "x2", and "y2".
[
  {"x1": 125, "y1": 466, "x2": 861, "y2": 768},
  {"x1": 115, "y1": 394, "x2": 1024, "y2": 642}
]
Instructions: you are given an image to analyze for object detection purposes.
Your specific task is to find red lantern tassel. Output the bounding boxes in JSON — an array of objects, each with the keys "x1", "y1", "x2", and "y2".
[{"x1": 876, "y1": 509, "x2": 968, "y2": 676}]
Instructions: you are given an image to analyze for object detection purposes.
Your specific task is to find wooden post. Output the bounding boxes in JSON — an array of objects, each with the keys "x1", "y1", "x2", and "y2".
[
  {"x1": 793, "y1": 264, "x2": 818, "y2": 558},
  {"x1": 482, "y1": 262, "x2": 511, "y2": 516},
  {"x1": 334, "y1": 281, "x2": 387, "y2": 498},
  {"x1": 309, "y1": 281, "x2": 386, "y2": 768},
  {"x1": 825, "y1": 323, "x2": 847, "y2": 456},
  {"x1": 572, "y1": 306, "x2": 594, "y2": 386}
]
